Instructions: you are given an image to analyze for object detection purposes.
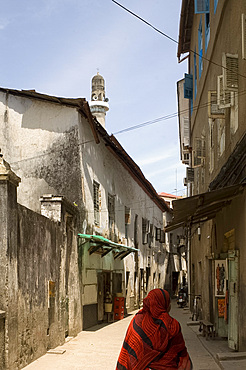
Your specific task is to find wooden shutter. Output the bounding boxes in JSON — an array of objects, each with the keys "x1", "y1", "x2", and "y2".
[
  {"x1": 242, "y1": 14, "x2": 246, "y2": 60},
  {"x1": 217, "y1": 75, "x2": 234, "y2": 108},
  {"x1": 208, "y1": 91, "x2": 225, "y2": 118},
  {"x1": 183, "y1": 117, "x2": 190, "y2": 146},
  {"x1": 222, "y1": 53, "x2": 238, "y2": 91},
  {"x1": 193, "y1": 138, "x2": 205, "y2": 167}
]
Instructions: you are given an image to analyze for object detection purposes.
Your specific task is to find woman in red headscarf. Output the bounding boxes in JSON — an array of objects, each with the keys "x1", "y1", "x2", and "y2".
[{"x1": 116, "y1": 289, "x2": 192, "y2": 370}]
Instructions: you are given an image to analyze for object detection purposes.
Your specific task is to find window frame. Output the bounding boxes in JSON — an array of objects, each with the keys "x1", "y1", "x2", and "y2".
[
  {"x1": 198, "y1": 17, "x2": 203, "y2": 78},
  {"x1": 93, "y1": 180, "x2": 100, "y2": 226}
]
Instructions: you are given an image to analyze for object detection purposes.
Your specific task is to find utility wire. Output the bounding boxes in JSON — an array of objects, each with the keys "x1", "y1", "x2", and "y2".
[
  {"x1": 112, "y1": 0, "x2": 246, "y2": 81},
  {"x1": 111, "y1": 0, "x2": 178, "y2": 45},
  {"x1": 9, "y1": 88, "x2": 246, "y2": 165}
]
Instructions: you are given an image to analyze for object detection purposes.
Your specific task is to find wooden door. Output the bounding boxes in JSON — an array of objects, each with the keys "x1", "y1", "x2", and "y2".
[{"x1": 228, "y1": 250, "x2": 239, "y2": 350}]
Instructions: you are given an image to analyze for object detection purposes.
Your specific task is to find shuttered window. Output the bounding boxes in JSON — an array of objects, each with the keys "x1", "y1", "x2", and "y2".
[
  {"x1": 93, "y1": 181, "x2": 100, "y2": 225},
  {"x1": 222, "y1": 53, "x2": 238, "y2": 91},
  {"x1": 142, "y1": 218, "x2": 148, "y2": 244},
  {"x1": 183, "y1": 117, "x2": 190, "y2": 146}
]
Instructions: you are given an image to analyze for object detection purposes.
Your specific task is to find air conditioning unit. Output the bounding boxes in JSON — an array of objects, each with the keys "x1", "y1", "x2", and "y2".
[
  {"x1": 217, "y1": 75, "x2": 235, "y2": 109},
  {"x1": 208, "y1": 91, "x2": 225, "y2": 118},
  {"x1": 192, "y1": 138, "x2": 205, "y2": 167}
]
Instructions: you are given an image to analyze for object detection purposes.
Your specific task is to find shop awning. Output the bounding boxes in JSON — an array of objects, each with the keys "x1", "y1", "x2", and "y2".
[
  {"x1": 165, "y1": 183, "x2": 246, "y2": 232},
  {"x1": 78, "y1": 234, "x2": 139, "y2": 259}
]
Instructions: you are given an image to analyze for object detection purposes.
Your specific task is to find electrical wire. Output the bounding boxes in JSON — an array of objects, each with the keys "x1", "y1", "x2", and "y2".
[
  {"x1": 9, "y1": 87, "x2": 246, "y2": 166},
  {"x1": 111, "y1": 0, "x2": 246, "y2": 81}
]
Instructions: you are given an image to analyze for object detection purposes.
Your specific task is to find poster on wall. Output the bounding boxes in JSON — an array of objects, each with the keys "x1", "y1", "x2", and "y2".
[
  {"x1": 218, "y1": 298, "x2": 225, "y2": 318},
  {"x1": 215, "y1": 260, "x2": 227, "y2": 297}
]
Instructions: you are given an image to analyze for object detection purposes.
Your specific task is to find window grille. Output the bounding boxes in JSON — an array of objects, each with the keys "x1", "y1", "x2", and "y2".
[{"x1": 93, "y1": 181, "x2": 100, "y2": 225}]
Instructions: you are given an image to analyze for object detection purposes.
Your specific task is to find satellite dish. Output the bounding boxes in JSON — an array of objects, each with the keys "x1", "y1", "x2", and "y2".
[
  {"x1": 92, "y1": 95, "x2": 98, "y2": 101},
  {"x1": 104, "y1": 97, "x2": 109, "y2": 102}
]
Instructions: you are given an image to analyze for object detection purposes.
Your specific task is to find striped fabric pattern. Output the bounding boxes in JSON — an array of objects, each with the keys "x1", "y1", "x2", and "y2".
[{"x1": 116, "y1": 289, "x2": 192, "y2": 370}]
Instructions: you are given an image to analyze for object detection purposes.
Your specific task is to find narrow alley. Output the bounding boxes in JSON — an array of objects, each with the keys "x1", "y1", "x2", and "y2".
[{"x1": 22, "y1": 300, "x2": 241, "y2": 370}]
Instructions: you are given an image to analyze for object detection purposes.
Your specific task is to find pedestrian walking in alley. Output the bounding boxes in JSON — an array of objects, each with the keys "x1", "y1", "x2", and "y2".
[{"x1": 116, "y1": 289, "x2": 192, "y2": 370}]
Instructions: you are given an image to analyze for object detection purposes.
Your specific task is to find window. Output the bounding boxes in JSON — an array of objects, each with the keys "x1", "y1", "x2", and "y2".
[
  {"x1": 194, "y1": 49, "x2": 197, "y2": 99},
  {"x1": 214, "y1": 0, "x2": 218, "y2": 13},
  {"x1": 193, "y1": 137, "x2": 206, "y2": 167},
  {"x1": 125, "y1": 206, "x2": 131, "y2": 239},
  {"x1": 217, "y1": 118, "x2": 225, "y2": 156},
  {"x1": 198, "y1": 17, "x2": 203, "y2": 78},
  {"x1": 184, "y1": 73, "x2": 193, "y2": 99},
  {"x1": 194, "y1": 0, "x2": 209, "y2": 14},
  {"x1": 205, "y1": 12, "x2": 210, "y2": 52},
  {"x1": 155, "y1": 227, "x2": 161, "y2": 241},
  {"x1": 209, "y1": 119, "x2": 214, "y2": 173},
  {"x1": 183, "y1": 117, "x2": 190, "y2": 146},
  {"x1": 142, "y1": 218, "x2": 148, "y2": 244},
  {"x1": 93, "y1": 181, "x2": 100, "y2": 225},
  {"x1": 222, "y1": 53, "x2": 239, "y2": 91},
  {"x1": 108, "y1": 194, "x2": 115, "y2": 234}
]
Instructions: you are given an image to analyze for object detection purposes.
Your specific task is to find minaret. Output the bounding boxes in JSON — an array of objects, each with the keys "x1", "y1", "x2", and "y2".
[{"x1": 89, "y1": 72, "x2": 109, "y2": 128}]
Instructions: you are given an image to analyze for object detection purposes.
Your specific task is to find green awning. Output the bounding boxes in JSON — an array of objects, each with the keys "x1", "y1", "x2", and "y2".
[{"x1": 78, "y1": 234, "x2": 139, "y2": 259}]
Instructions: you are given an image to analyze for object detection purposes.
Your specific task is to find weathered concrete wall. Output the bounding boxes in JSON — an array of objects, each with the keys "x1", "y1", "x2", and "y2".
[
  {"x1": 0, "y1": 174, "x2": 82, "y2": 368},
  {"x1": 0, "y1": 92, "x2": 84, "y2": 216}
]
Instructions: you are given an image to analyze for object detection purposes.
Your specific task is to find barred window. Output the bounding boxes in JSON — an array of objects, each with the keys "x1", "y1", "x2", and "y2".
[{"x1": 93, "y1": 181, "x2": 100, "y2": 225}]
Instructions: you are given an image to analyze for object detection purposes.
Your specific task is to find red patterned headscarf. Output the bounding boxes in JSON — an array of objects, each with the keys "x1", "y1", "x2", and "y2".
[{"x1": 116, "y1": 289, "x2": 192, "y2": 370}]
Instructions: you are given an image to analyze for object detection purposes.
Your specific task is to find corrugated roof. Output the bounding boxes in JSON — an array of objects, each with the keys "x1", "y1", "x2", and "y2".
[
  {"x1": 165, "y1": 183, "x2": 246, "y2": 231},
  {"x1": 159, "y1": 192, "x2": 182, "y2": 199}
]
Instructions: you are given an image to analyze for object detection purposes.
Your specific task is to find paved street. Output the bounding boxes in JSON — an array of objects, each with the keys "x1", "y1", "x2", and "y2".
[{"x1": 23, "y1": 300, "x2": 226, "y2": 370}]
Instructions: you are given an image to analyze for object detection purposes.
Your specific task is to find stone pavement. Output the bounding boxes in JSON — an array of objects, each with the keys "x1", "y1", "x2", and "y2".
[{"x1": 23, "y1": 301, "x2": 245, "y2": 369}]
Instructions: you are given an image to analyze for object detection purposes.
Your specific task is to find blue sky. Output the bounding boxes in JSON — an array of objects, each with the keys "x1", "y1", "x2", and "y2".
[{"x1": 0, "y1": 0, "x2": 187, "y2": 195}]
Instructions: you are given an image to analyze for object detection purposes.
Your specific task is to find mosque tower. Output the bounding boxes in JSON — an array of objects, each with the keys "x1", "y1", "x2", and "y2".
[{"x1": 89, "y1": 72, "x2": 109, "y2": 128}]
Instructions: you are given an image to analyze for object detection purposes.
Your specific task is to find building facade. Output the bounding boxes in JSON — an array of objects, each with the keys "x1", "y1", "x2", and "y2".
[
  {"x1": 159, "y1": 193, "x2": 187, "y2": 296},
  {"x1": 0, "y1": 76, "x2": 170, "y2": 367},
  {"x1": 172, "y1": 0, "x2": 246, "y2": 351}
]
